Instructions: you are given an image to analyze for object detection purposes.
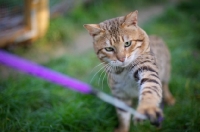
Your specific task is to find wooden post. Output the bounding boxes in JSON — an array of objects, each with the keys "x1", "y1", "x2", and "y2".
[
  {"x1": 35, "y1": 0, "x2": 49, "y2": 39},
  {"x1": 24, "y1": 0, "x2": 49, "y2": 41},
  {"x1": 24, "y1": 0, "x2": 32, "y2": 31}
]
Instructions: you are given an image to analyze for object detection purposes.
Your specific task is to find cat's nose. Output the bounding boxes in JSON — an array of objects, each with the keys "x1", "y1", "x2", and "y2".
[{"x1": 118, "y1": 58, "x2": 125, "y2": 62}]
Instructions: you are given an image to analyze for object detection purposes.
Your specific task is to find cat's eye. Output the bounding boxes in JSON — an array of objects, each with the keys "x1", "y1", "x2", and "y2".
[
  {"x1": 105, "y1": 47, "x2": 114, "y2": 52},
  {"x1": 124, "y1": 41, "x2": 132, "y2": 47}
]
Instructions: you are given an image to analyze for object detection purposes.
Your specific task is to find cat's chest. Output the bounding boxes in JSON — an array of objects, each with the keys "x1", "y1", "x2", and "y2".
[{"x1": 109, "y1": 69, "x2": 138, "y2": 97}]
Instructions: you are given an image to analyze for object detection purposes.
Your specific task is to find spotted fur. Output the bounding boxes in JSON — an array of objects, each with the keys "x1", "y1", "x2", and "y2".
[{"x1": 84, "y1": 11, "x2": 175, "y2": 132}]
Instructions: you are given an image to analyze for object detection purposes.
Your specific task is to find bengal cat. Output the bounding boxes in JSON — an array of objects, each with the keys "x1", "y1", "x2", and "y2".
[{"x1": 84, "y1": 10, "x2": 175, "y2": 132}]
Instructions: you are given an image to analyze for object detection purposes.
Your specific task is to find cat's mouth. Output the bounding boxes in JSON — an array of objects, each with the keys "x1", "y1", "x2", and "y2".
[
  {"x1": 110, "y1": 60, "x2": 131, "y2": 68},
  {"x1": 121, "y1": 61, "x2": 132, "y2": 67},
  {"x1": 109, "y1": 55, "x2": 134, "y2": 67}
]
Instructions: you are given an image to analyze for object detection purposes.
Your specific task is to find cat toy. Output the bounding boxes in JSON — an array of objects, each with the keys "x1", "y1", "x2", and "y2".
[{"x1": 0, "y1": 50, "x2": 147, "y2": 120}]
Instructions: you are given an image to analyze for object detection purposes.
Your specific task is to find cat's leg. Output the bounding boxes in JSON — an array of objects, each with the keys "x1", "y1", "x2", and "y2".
[
  {"x1": 162, "y1": 82, "x2": 175, "y2": 105},
  {"x1": 115, "y1": 98, "x2": 132, "y2": 132}
]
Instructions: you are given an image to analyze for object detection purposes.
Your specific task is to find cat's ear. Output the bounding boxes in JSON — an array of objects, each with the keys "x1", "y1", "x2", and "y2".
[
  {"x1": 83, "y1": 24, "x2": 103, "y2": 36},
  {"x1": 122, "y1": 10, "x2": 138, "y2": 27}
]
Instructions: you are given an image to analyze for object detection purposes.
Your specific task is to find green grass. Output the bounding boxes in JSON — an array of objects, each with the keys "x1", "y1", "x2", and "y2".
[
  {"x1": 1, "y1": 1, "x2": 200, "y2": 132},
  {"x1": 0, "y1": 53, "x2": 116, "y2": 132}
]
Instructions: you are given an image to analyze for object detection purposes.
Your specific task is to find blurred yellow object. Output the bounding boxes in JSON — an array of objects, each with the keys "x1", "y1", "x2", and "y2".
[{"x1": 0, "y1": 0, "x2": 49, "y2": 47}]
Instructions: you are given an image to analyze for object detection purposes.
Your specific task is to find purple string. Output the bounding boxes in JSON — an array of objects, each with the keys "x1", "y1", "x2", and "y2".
[{"x1": 0, "y1": 50, "x2": 93, "y2": 94}]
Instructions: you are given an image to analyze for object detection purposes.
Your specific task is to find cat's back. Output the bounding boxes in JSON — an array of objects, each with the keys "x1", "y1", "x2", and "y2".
[
  {"x1": 149, "y1": 35, "x2": 170, "y2": 83},
  {"x1": 149, "y1": 35, "x2": 170, "y2": 56}
]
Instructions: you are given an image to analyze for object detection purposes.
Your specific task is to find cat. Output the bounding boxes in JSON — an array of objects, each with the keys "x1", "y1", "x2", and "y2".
[{"x1": 84, "y1": 10, "x2": 175, "y2": 132}]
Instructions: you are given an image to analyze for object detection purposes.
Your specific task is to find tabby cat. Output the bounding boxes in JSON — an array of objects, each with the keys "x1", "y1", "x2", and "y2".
[{"x1": 84, "y1": 10, "x2": 175, "y2": 132}]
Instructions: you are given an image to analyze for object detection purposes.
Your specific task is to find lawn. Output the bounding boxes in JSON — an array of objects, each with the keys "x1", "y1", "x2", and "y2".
[{"x1": 0, "y1": 0, "x2": 200, "y2": 132}]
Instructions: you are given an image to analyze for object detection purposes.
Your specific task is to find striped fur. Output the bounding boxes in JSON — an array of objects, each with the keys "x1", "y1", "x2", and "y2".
[{"x1": 84, "y1": 11, "x2": 175, "y2": 132}]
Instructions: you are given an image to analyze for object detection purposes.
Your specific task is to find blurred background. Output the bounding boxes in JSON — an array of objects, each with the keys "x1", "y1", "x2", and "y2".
[{"x1": 0, "y1": 0, "x2": 200, "y2": 131}]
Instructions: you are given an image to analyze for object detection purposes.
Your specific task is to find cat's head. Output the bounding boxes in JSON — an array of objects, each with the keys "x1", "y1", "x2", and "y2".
[{"x1": 84, "y1": 11, "x2": 150, "y2": 67}]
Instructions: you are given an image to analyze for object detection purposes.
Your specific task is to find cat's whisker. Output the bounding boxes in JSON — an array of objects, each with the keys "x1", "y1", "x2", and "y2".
[
  {"x1": 106, "y1": 67, "x2": 111, "y2": 87},
  {"x1": 105, "y1": 65, "x2": 112, "y2": 81},
  {"x1": 101, "y1": 68, "x2": 108, "y2": 90},
  {"x1": 89, "y1": 62, "x2": 106, "y2": 74},
  {"x1": 90, "y1": 64, "x2": 108, "y2": 84},
  {"x1": 107, "y1": 66, "x2": 113, "y2": 86},
  {"x1": 98, "y1": 64, "x2": 110, "y2": 87},
  {"x1": 103, "y1": 64, "x2": 113, "y2": 89},
  {"x1": 98, "y1": 70, "x2": 104, "y2": 87}
]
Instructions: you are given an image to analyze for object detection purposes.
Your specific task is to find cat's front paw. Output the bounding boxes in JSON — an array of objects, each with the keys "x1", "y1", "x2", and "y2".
[{"x1": 134, "y1": 103, "x2": 163, "y2": 127}]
